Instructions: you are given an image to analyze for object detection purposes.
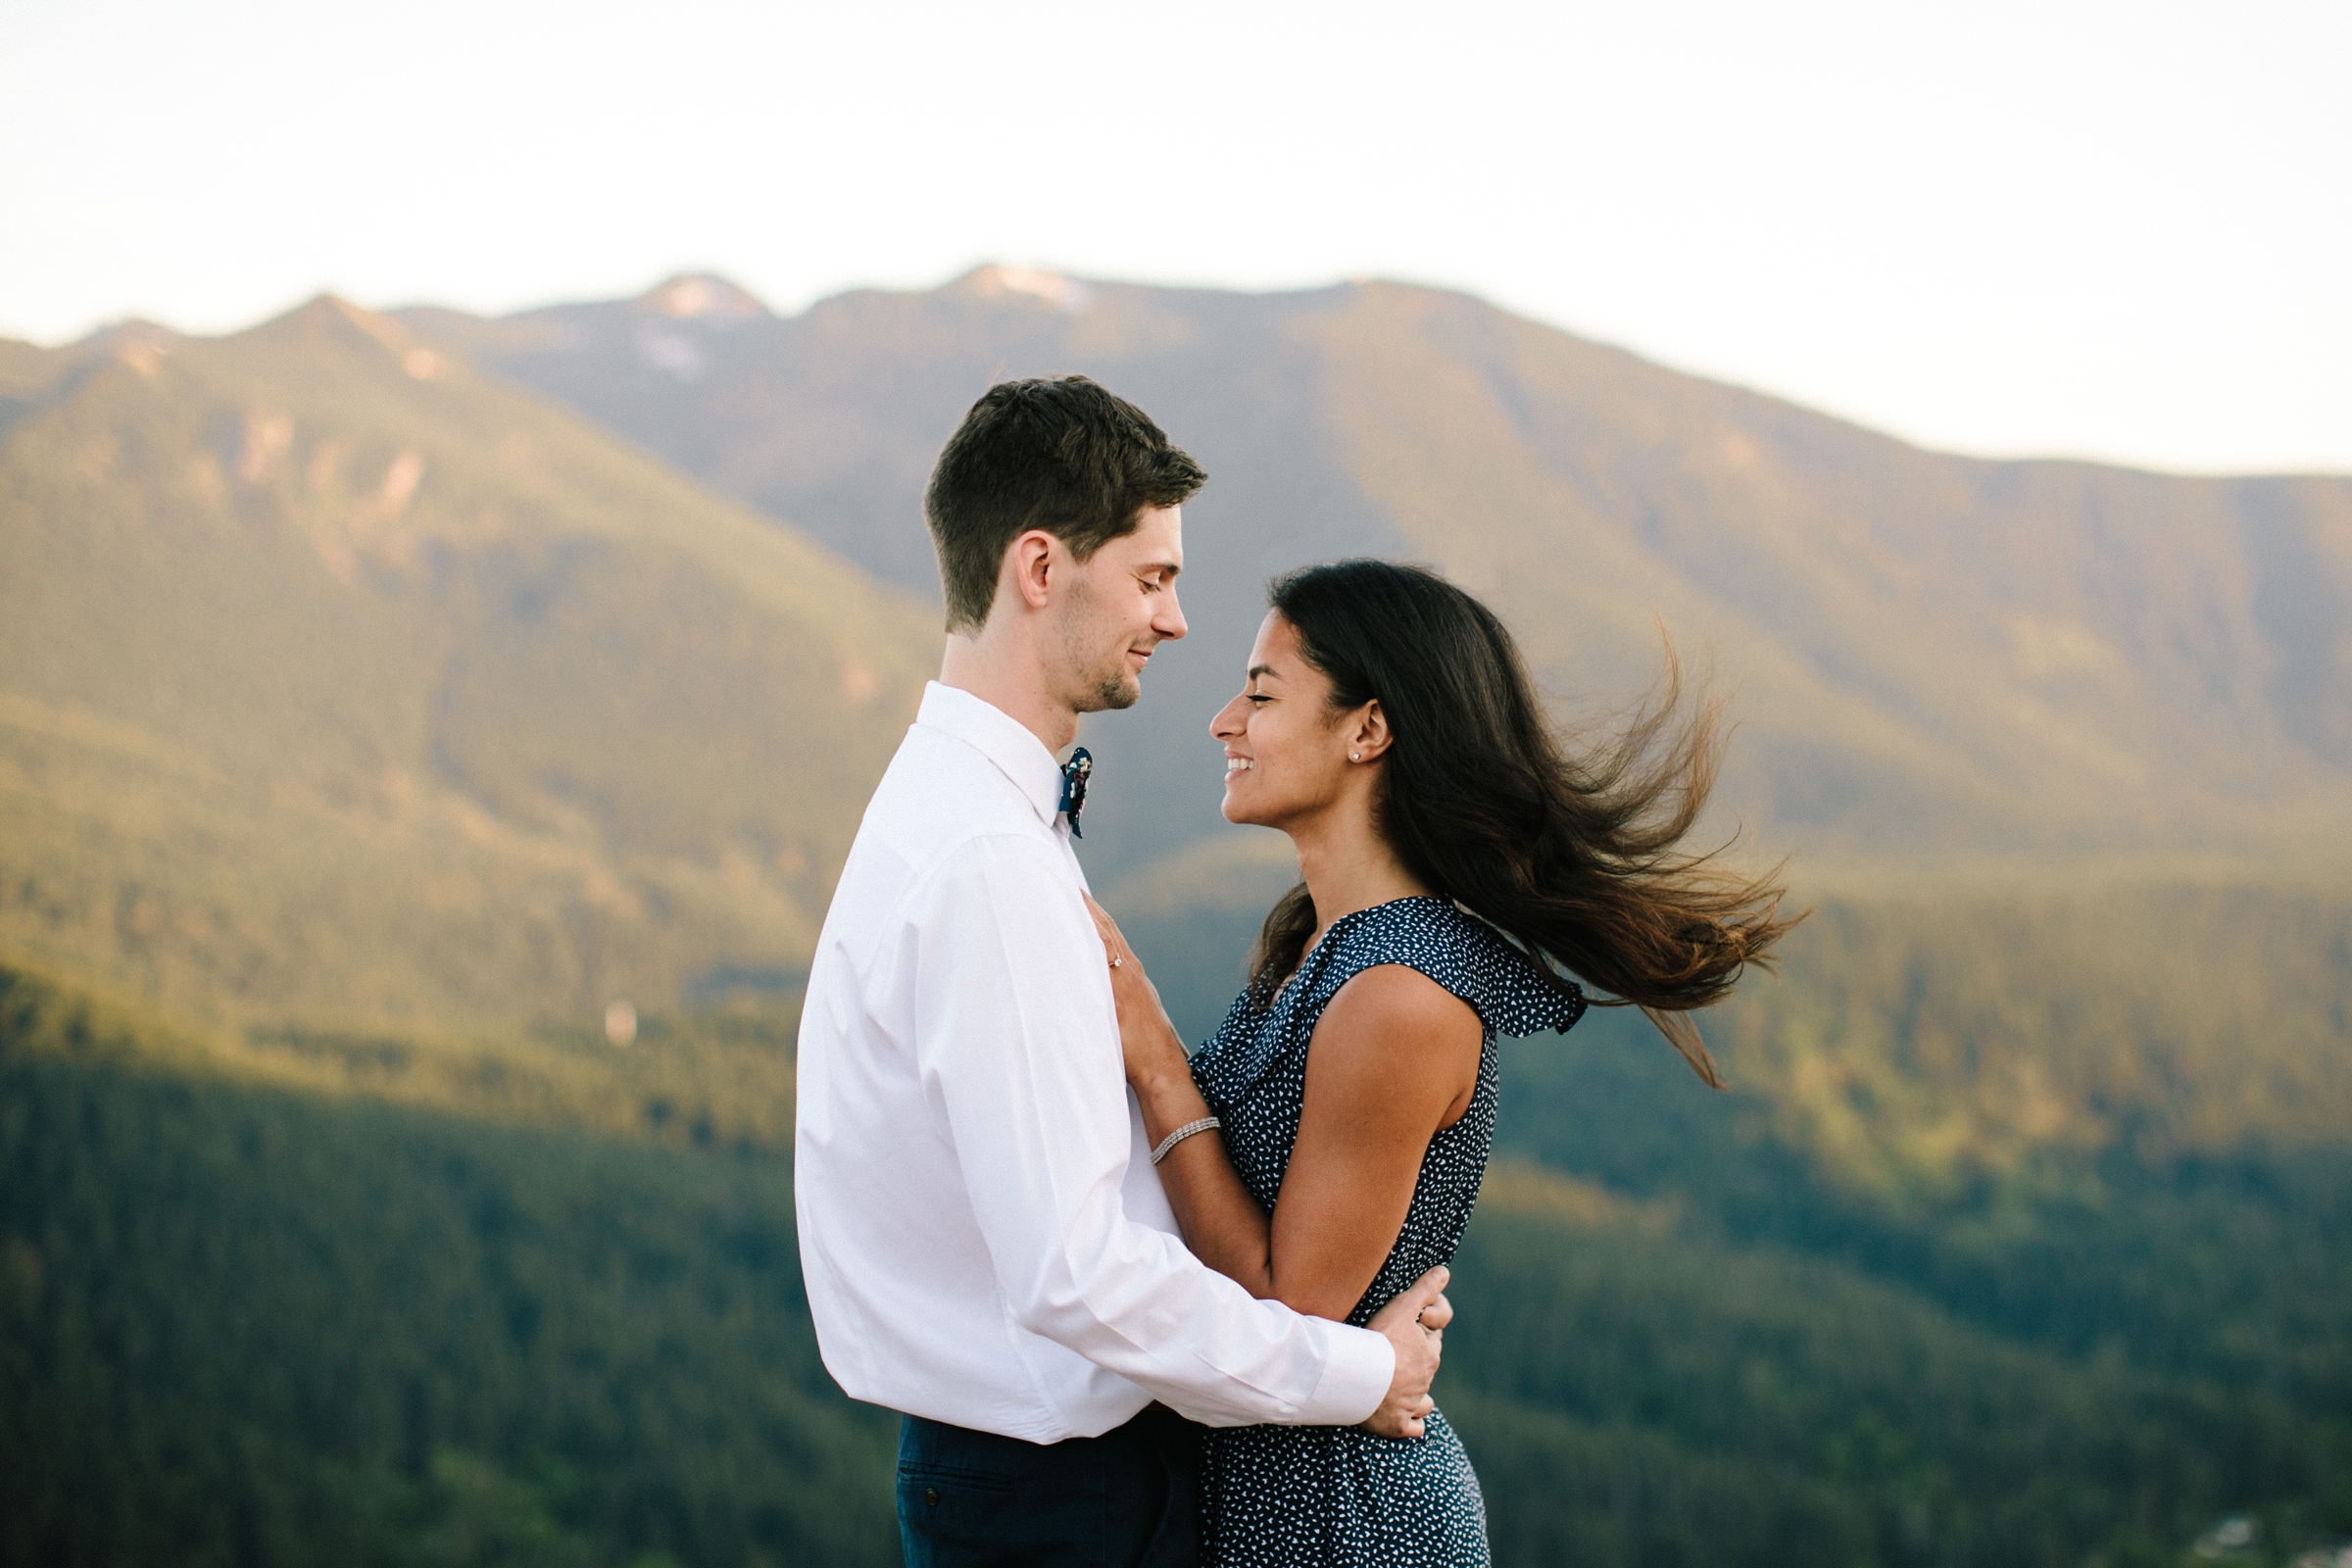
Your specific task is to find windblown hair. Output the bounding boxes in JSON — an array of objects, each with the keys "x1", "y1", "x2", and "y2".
[
  {"x1": 1249, "y1": 560, "x2": 1800, "y2": 1087},
  {"x1": 924, "y1": 376, "x2": 1206, "y2": 634}
]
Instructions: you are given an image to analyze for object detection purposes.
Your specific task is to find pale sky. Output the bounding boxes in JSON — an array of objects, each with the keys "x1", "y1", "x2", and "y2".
[{"x1": 3, "y1": 0, "x2": 2345, "y2": 473}]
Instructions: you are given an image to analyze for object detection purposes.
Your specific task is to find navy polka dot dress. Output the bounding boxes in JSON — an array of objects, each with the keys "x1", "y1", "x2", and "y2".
[{"x1": 1189, "y1": 895, "x2": 1587, "y2": 1567}]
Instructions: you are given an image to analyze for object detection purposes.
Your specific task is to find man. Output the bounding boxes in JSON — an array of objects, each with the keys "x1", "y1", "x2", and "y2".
[{"x1": 795, "y1": 377, "x2": 1448, "y2": 1566}]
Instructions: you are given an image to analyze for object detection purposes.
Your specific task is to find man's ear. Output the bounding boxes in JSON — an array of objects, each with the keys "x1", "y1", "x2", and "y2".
[{"x1": 1005, "y1": 529, "x2": 1058, "y2": 612}]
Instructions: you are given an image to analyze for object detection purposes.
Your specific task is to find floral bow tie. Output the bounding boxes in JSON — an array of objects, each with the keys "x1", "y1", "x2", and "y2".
[{"x1": 1058, "y1": 747, "x2": 1093, "y2": 839}]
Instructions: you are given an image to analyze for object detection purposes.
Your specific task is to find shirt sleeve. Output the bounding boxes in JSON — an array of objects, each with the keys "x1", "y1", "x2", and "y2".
[{"x1": 907, "y1": 833, "x2": 1396, "y2": 1429}]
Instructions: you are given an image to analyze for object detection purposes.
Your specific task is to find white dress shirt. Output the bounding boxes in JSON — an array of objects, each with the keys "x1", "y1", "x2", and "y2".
[{"x1": 795, "y1": 681, "x2": 1396, "y2": 1442}]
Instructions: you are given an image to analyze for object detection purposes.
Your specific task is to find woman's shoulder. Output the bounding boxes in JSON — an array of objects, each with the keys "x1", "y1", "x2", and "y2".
[
  {"x1": 1319, "y1": 958, "x2": 1479, "y2": 1033},
  {"x1": 1326, "y1": 896, "x2": 1587, "y2": 1039},
  {"x1": 1323, "y1": 895, "x2": 1502, "y2": 979}
]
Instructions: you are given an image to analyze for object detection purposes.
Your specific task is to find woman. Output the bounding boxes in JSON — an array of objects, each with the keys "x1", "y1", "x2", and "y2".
[{"x1": 1089, "y1": 560, "x2": 1797, "y2": 1566}]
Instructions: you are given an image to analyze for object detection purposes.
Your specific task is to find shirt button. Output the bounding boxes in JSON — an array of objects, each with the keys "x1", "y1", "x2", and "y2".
[{"x1": 924, "y1": 1486, "x2": 940, "y2": 1510}]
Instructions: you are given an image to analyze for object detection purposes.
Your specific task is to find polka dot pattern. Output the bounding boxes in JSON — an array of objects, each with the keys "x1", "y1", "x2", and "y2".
[{"x1": 1189, "y1": 895, "x2": 1586, "y2": 1566}]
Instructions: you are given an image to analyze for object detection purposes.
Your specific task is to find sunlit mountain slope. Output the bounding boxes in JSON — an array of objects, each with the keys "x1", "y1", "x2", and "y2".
[
  {"x1": 407, "y1": 269, "x2": 2352, "y2": 883},
  {"x1": 6, "y1": 271, "x2": 2350, "y2": 1566},
  {"x1": 0, "y1": 299, "x2": 937, "y2": 1033},
  {"x1": 397, "y1": 264, "x2": 2352, "y2": 1191}
]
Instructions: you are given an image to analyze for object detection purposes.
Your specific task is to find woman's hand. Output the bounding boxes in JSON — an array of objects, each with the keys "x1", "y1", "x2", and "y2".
[
  {"x1": 1083, "y1": 894, "x2": 1193, "y2": 1096},
  {"x1": 1085, "y1": 894, "x2": 1281, "y2": 1302}
]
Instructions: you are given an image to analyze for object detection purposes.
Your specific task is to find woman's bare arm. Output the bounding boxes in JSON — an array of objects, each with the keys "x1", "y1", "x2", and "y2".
[{"x1": 1091, "y1": 898, "x2": 1480, "y2": 1319}]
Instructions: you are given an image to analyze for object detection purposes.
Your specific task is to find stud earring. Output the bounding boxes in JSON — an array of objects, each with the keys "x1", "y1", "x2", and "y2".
[{"x1": 1350, "y1": 751, "x2": 1361, "y2": 761}]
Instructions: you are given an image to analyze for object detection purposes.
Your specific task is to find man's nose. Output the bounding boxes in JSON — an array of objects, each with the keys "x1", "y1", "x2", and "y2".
[{"x1": 1156, "y1": 585, "x2": 1188, "y2": 641}]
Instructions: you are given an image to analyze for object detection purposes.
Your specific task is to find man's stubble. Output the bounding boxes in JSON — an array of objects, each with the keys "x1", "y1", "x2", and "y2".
[{"x1": 1059, "y1": 573, "x2": 1144, "y2": 715}]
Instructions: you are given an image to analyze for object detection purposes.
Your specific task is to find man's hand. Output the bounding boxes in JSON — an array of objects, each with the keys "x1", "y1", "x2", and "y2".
[{"x1": 1360, "y1": 1265, "x2": 1450, "y2": 1439}]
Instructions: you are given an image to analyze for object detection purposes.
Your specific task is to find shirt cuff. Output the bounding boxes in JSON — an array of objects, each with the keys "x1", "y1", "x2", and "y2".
[{"x1": 1296, "y1": 1320, "x2": 1396, "y2": 1427}]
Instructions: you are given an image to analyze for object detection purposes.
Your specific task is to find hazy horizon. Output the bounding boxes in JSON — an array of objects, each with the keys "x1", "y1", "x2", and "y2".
[
  {"x1": 4, "y1": 0, "x2": 2347, "y2": 474},
  {"x1": 23, "y1": 263, "x2": 2352, "y2": 484}
]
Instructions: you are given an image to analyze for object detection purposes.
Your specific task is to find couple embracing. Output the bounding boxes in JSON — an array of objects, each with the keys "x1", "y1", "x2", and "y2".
[{"x1": 795, "y1": 377, "x2": 1792, "y2": 1566}]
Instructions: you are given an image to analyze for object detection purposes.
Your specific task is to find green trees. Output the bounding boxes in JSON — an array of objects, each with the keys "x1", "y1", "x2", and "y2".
[
  {"x1": 0, "y1": 1048, "x2": 899, "y2": 1568},
  {"x1": 1458, "y1": 1004, "x2": 2352, "y2": 1566},
  {"x1": 1444, "y1": 1207, "x2": 2348, "y2": 1566},
  {"x1": 8, "y1": 949, "x2": 2349, "y2": 1565}
]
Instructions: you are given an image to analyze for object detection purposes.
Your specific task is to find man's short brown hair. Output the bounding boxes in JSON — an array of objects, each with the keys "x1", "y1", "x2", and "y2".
[{"x1": 924, "y1": 376, "x2": 1206, "y2": 633}]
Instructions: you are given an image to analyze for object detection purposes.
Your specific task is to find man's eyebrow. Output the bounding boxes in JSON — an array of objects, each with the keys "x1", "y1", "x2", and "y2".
[{"x1": 1140, "y1": 559, "x2": 1182, "y2": 580}]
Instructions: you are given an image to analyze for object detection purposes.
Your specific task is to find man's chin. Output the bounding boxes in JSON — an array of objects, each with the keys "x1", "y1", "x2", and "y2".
[{"x1": 1081, "y1": 673, "x2": 1142, "y2": 713}]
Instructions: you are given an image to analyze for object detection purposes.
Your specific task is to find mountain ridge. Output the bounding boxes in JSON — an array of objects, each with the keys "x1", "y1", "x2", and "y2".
[
  {"x1": 0, "y1": 291, "x2": 939, "y2": 1033},
  {"x1": 397, "y1": 267, "x2": 2352, "y2": 886},
  {"x1": 7, "y1": 270, "x2": 2347, "y2": 1113},
  {"x1": 7, "y1": 274, "x2": 2350, "y2": 1564}
]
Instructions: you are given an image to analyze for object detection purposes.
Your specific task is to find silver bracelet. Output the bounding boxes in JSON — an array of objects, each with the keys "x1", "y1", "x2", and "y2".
[{"x1": 1151, "y1": 1116, "x2": 1221, "y2": 1165}]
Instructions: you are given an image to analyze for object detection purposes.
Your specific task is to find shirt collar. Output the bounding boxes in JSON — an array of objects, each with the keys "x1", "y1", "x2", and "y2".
[{"x1": 915, "y1": 681, "x2": 1069, "y2": 829}]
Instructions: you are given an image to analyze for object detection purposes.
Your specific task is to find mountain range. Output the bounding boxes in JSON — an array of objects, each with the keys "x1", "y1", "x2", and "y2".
[
  {"x1": 7, "y1": 268, "x2": 2352, "y2": 1566},
  {"x1": 405, "y1": 268, "x2": 2352, "y2": 889},
  {"x1": 5, "y1": 262, "x2": 2348, "y2": 1056},
  {"x1": 0, "y1": 296, "x2": 934, "y2": 1033},
  {"x1": 5, "y1": 263, "x2": 2347, "y2": 1192}
]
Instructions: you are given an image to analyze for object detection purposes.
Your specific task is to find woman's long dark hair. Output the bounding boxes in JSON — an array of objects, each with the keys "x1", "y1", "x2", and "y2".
[{"x1": 1249, "y1": 560, "x2": 1799, "y2": 1087}]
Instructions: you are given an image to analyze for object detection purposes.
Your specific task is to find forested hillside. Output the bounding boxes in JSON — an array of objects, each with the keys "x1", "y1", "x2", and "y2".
[
  {"x1": 0, "y1": 971, "x2": 898, "y2": 1568},
  {"x1": 0, "y1": 300, "x2": 936, "y2": 1035},
  {"x1": 7, "y1": 959, "x2": 2347, "y2": 1567},
  {"x1": 1127, "y1": 863, "x2": 2352, "y2": 1170}
]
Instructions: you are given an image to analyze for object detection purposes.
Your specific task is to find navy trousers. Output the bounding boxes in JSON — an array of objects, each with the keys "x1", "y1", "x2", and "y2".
[{"x1": 896, "y1": 1403, "x2": 1200, "y2": 1567}]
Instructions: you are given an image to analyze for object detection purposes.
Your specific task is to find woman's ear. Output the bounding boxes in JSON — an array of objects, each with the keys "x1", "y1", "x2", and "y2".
[{"x1": 1348, "y1": 701, "x2": 1394, "y2": 763}]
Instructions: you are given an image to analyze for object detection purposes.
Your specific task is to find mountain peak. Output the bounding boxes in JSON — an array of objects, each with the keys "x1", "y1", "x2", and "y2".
[
  {"x1": 239, "y1": 295, "x2": 455, "y2": 380},
  {"x1": 252, "y1": 293, "x2": 413, "y2": 345},
  {"x1": 953, "y1": 264, "x2": 1093, "y2": 313},
  {"x1": 634, "y1": 274, "x2": 769, "y2": 323},
  {"x1": 66, "y1": 318, "x2": 183, "y2": 379},
  {"x1": 75, "y1": 317, "x2": 181, "y2": 351}
]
